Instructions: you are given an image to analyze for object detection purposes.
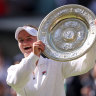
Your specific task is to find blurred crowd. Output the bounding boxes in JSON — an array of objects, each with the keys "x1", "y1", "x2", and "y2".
[
  {"x1": 0, "y1": 44, "x2": 24, "y2": 96},
  {"x1": 0, "y1": 0, "x2": 96, "y2": 96},
  {"x1": 0, "y1": 0, "x2": 96, "y2": 17},
  {"x1": 66, "y1": 63, "x2": 96, "y2": 96}
]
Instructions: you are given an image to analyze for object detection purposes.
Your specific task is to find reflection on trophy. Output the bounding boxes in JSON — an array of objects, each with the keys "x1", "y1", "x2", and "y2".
[{"x1": 37, "y1": 4, "x2": 96, "y2": 62}]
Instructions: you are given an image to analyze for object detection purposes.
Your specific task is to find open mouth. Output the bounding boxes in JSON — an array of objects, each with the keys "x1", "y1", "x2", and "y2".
[{"x1": 24, "y1": 47, "x2": 32, "y2": 50}]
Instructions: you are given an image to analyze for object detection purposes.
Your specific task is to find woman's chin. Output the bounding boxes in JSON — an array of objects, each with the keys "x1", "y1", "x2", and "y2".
[{"x1": 24, "y1": 52, "x2": 31, "y2": 57}]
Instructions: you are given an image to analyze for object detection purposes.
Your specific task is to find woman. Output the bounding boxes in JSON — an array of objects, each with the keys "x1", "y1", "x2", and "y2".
[{"x1": 6, "y1": 25, "x2": 96, "y2": 96}]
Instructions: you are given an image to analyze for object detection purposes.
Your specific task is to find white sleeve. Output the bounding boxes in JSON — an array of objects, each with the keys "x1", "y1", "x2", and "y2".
[
  {"x1": 6, "y1": 52, "x2": 39, "y2": 91},
  {"x1": 62, "y1": 42, "x2": 96, "y2": 78}
]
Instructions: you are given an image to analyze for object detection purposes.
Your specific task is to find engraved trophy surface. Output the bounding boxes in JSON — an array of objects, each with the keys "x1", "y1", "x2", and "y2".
[{"x1": 38, "y1": 4, "x2": 96, "y2": 62}]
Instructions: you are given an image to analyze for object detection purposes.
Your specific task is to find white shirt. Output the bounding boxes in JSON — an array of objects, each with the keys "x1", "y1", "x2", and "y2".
[{"x1": 6, "y1": 42, "x2": 96, "y2": 96}]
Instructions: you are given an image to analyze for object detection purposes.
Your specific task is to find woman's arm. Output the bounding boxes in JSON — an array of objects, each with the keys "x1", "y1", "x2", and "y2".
[
  {"x1": 62, "y1": 41, "x2": 96, "y2": 78},
  {"x1": 6, "y1": 52, "x2": 39, "y2": 91}
]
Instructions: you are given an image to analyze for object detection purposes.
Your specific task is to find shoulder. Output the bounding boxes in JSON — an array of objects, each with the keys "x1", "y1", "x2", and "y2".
[{"x1": 7, "y1": 64, "x2": 19, "y2": 72}]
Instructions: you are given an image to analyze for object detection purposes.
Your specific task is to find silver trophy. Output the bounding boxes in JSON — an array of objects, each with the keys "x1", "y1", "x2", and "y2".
[{"x1": 38, "y1": 4, "x2": 96, "y2": 62}]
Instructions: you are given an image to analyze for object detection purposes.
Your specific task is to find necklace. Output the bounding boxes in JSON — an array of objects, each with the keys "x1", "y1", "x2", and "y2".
[
  {"x1": 33, "y1": 72, "x2": 35, "y2": 80},
  {"x1": 32, "y1": 67, "x2": 38, "y2": 80}
]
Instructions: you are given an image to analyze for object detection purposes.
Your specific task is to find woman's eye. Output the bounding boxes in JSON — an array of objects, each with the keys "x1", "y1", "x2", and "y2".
[
  {"x1": 27, "y1": 38, "x2": 33, "y2": 41},
  {"x1": 19, "y1": 39, "x2": 24, "y2": 43}
]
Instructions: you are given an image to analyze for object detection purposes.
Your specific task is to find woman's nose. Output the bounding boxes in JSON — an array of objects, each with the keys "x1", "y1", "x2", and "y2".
[{"x1": 22, "y1": 40, "x2": 28, "y2": 45}]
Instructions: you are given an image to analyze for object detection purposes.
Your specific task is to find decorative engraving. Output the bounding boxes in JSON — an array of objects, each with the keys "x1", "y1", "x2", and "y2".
[{"x1": 38, "y1": 4, "x2": 96, "y2": 61}]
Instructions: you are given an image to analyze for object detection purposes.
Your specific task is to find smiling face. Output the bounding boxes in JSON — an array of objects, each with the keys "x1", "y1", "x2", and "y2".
[{"x1": 18, "y1": 30, "x2": 37, "y2": 57}]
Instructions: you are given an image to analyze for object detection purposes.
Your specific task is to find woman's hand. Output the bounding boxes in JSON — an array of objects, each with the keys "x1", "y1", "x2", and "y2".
[
  {"x1": 33, "y1": 40, "x2": 45, "y2": 57},
  {"x1": 95, "y1": 19, "x2": 96, "y2": 25}
]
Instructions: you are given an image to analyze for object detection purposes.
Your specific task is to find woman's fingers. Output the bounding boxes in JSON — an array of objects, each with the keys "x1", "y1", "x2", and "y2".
[{"x1": 33, "y1": 40, "x2": 45, "y2": 56}]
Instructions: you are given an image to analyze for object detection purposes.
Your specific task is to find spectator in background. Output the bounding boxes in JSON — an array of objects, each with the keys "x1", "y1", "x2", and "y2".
[
  {"x1": 36, "y1": 0, "x2": 56, "y2": 15},
  {"x1": 55, "y1": 0, "x2": 78, "y2": 7},
  {"x1": 0, "y1": 0, "x2": 9, "y2": 16},
  {"x1": 13, "y1": 53, "x2": 24, "y2": 65},
  {"x1": 0, "y1": 45, "x2": 12, "y2": 96},
  {"x1": 8, "y1": 0, "x2": 37, "y2": 16},
  {"x1": 78, "y1": 0, "x2": 91, "y2": 7},
  {"x1": 81, "y1": 85, "x2": 92, "y2": 96},
  {"x1": 88, "y1": 0, "x2": 96, "y2": 15},
  {"x1": 80, "y1": 63, "x2": 96, "y2": 96},
  {"x1": 80, "y1": 72, "x2": 92, "y2": 96},
  {"x1": 0, "y1": 81, "x2": 6, "y2": 96},
  {"x1": 9, "y1": 53, "x2": 23, "y2": 96},
  {"x1": 89, "y1": 63, "x2": 96, "y2": 96},
  {"x1": 10, "y1": 88, "x2": 17, "y2": 96},
  {"x1": 66, "y1": 66, "x2": 96, "y2": 96},
  {"x1": 0, "y1": 46, "x2": 11, "y2": 84},
  {"x1": 66, "y1": 76, "x2": 82, "y2": 96}
]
